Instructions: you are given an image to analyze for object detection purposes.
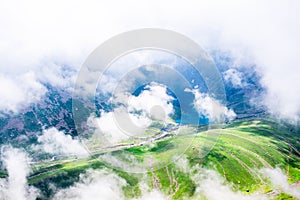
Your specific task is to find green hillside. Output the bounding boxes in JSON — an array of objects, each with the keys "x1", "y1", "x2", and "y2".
[{"x1": 18, "y1": 119, "x2": 300, "y2": 199}]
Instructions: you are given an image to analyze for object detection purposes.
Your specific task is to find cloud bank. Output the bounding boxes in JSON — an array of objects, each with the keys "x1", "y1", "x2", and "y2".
[
  {"x1": 186, "y1": 89, "x2": 236, "y2": 122},
  {"x1": 87, "y1": 82, "x2": 174, "y2": 145},
  {"x1": 223, "y1": 69, "x2": 248, "y2": 88},
  {"x1": 0, "y1": 0, "x2": 299, "y2": 120},
  {"x1": 53, "y1": 169, "x2": 126, "y2": 200},
  {"x1": 0, "y1": 72, "x2": 46, "y2": 114},
  {"x1": 0, "y1": 147, "x2": 39, "y2": 200},
  {"x1": 34, "y1": 127, "x2": 89, "y2": 157}
]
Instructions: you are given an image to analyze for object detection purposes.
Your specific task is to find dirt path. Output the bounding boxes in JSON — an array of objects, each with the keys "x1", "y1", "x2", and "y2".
[
  {"x1": 230, "y1": 152, "x2": 264, "y2": 183},
  {"x1": 231, "y1": 144, "x2": 273, "y2": 168}
]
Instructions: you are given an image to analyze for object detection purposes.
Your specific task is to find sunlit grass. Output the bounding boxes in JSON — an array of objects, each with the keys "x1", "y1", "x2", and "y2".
[{"x1": 26, "y1": 118, "x2": 300, "y2": 199}]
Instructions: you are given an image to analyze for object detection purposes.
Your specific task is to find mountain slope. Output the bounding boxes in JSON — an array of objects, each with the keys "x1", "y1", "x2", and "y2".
[{"x1": 16, "y1": 118, "x2": 299, "y2": 199}]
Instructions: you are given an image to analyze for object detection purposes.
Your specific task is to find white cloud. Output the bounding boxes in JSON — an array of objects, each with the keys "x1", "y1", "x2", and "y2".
[
  {"x1": 87, "y1": 108, "x2": 152, "y2": 146},
  {"x1": 53, "y1": 169, "x2": 126, "y2": 200},
  {"x1": 95, "y1": 51, "x2": 180, "y2": 98},
  {"x1": 53, "y1": 167, "x2": 167, "y2": 200},
  {"x1": 34, "y1": 127, "x2": 89, "y2": 157},
  {"x1": 261, "y1": 168, "x2": 300, "y2": 199},
  {"x1": 0, "y1": 147, "x2": 39, "y2": 200},
  {"x1": 36, "y1": 64, "x2": 76, "y2": 90},
  {"x1": 223, "y1": 69, "x2": 247, "y2": 88},
  {"x1": 0, "y1": 72, "x2": 47, "y2": 114},
  {"x1": 192, "y1": 168, "x2": 266, "y2": 200},
  {"x1": 0, "y1": 0, "x2": 299, "y2": 119},
  {"x1": 87, "y1": 82, "x2": 174, "y2": 145},
  {"x1": 127, "y1": 82, "x2": 174, "y2": 122},
  {"x1": 187, "y1": 89, "x2": 236, "y2": 122},
  {"x1": 87, "y1": 112, "x2": 132, "y2": 145}
]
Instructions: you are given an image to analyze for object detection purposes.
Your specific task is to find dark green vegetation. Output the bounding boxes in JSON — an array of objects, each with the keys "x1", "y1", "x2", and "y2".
[{"x1": 1, "y1": 118, "x2": 298, "y2": 199}]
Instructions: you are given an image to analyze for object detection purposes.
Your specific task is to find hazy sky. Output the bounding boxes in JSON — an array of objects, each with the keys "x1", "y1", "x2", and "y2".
[{"x1": 0, "y1": 0, "x2": 299, "y2": 120}]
